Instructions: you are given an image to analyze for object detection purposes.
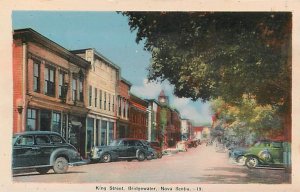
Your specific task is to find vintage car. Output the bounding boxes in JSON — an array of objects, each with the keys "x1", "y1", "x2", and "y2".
[
  {"x1": 244, "y1": 140, "x2": 284, "y2": 169},
  {"x1": 89, "y1": 138, "x2": 153, "y2": 163},
  {"x1": 12, "y1": 131, "x2": 85, "y2": 174}
]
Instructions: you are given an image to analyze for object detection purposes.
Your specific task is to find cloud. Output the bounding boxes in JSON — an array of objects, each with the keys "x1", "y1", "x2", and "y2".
[{"x1": 131, "y1": 79, "x2": 162, "y2": 99}]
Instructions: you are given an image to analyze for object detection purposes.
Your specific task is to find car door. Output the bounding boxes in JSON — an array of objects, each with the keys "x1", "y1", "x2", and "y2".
[
  {"x1": 270, "y1": 142, "x2": 284, "y2": 163},
  {"x1": 126, "y1": 140, "x2": 137, "y2": 157},
  {"x1": 13, "y1": 135, "x2": 36, "y2": 168},
  {"x1": 34, "y1": 135, "x2": 53, "y2": 166},
  {"x1": 113, "y1": 140, "x2": 128, "y2": 158}
]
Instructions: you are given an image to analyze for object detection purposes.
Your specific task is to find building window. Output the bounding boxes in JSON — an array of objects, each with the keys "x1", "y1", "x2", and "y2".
[
  {"x1": 26, "y1": 108, "x2": 37, "y2": 131},
  {"x1": 33, "y1": 62, "x2": 40, "y2": 92},
  {"x1": 108, "y1": 94, "x2": 111, "y2": 111},
  {"x1": 58, "y1": 71, "x2": 65, "y2": 98},
  {"x1": 104, "y1": 92, "x2": 107, "y2": 110},
  {"x1": 112, "y1": 95, "x2": 115, "y2": 112},
  {"x1": 118, "y1": 96, "x2": 121, "y2": 116},
  {"x1": 95, "y1": 88, "x2": 98, "y2": 107},
  {"x1": 99, "y1": 90, "x2": 102, "y2": 109},
  {"x1": 123, "y1": 98, "x2": 126, "y2": 118},
  {"x1": 89, "y1": 86, "x2": 92, "y2": 107},
  {"x1": 72, "y1": 78, "x2": 77, "y2": 101},
  {"x1": 79, "y1": 78, "x2": 84, "y2": 102},
  {"x1": 52, "y1": 112, "x2": 61, "y2": 133},
  {"x1": 44, "y1": 66, "x2": 55, "y2": 97}
]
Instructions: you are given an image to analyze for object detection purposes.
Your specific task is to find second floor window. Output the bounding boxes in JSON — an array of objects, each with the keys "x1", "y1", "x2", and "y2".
[
  {"x1": 72, "y1": 78, "x2": 77, "y2": 101},
  {"x1": 33, "y1": 62, "x2": 40, "y2": 92},
  {"x1": 58, "y1": 71, "x2": 65, "y2": 98},
  {"x1": 99, "y1": 90, "x2": 102, "y2": 109},
  {"x1": 89, "y1": 86, "x2": 92, "y2": 106},
  {"x1": 112, "y1": 95, "x2": 115, "y2": 112},
  {"x1": 108, "y1": 94, "x2": 111, "y2": 111},
  {"x1": 79, "y1": 79, "x2": 84, "y2": 102},
  {"x1": 104, "y1": 92, "x2": 107, "y2": 110},
  {"x1": 44, "y1": 66, "x2": 55, "y2": 97},
  {"x1": 95, "y1": 88, "x2": 98, "y2": 107}
]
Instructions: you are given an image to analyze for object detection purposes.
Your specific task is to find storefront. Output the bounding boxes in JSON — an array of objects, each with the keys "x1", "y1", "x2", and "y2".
[{"x1": 86, "y1": 115, "x2": 115, "y2": 157}]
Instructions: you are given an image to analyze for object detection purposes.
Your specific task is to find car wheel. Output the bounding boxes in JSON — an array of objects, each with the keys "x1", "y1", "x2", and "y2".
[
  {"x1": 36, "y1": 167, "x2": 50, "y2": 174},
  {"x1": 53, "y1": 157, "x2": 69, "y2": 174},
  {"x1": 137, "y1": 152, "x2": 145, "y2": 161},
  {"x1": 101, "y1": 153, "x2": 111, "y2": 163},
  {"x1": 246, "y1": 156, "x2": 259, "y2": 169},
  {"x1": 158, "y1": 152, "x2": 163, "y2": 159},
  {"x1": 236, "y1": 156, "x2": 246, "y2": 166}
]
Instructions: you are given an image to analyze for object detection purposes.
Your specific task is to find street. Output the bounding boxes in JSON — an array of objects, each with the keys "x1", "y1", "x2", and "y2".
[{"x1": 13, "y1": 144, "x2": 291, "y2": 184}]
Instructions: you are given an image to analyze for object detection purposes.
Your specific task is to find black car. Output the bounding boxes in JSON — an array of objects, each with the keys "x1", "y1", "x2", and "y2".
[
  {"x1": 89, "y1": 138, "x2": 153, "y2": 163},
  {"x1": 12, "y1": 131, "x2": 85, "y2": 174}
]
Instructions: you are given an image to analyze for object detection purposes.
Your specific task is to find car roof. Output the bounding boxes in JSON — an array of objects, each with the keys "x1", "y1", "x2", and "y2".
[{"x1": 13, "y1": 131, "x2": 61, "y2": 136}]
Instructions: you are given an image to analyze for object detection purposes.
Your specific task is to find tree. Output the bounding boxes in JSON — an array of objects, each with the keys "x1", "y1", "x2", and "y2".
[
  {"x1": 211, "y1": 97, "x2": 283, "y2": 144},
  {"x1": 122, "y1": 12, "x2": 291, "y2": 140}
]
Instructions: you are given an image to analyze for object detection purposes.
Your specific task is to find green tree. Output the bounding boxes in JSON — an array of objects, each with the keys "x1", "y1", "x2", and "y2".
[{"x1": 122, "y1": 12, "x2": 291, "y2": 140}]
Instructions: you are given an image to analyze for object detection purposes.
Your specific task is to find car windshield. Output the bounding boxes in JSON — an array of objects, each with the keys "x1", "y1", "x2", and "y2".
[
  {"x1": 12, "y1": 135, "x2": 17, "y2": 145},
  {"x1": 109, "y1": 140, "x2": 120, "y2": 146}
]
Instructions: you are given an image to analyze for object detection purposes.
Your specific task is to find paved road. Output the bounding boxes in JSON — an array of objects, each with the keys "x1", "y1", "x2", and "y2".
[{"x1": 13, "y1": 144, "x2": 291, "y2": 184}]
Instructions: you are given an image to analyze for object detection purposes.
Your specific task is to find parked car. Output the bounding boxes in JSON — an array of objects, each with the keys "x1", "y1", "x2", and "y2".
[
  {"x1": 228, "y1": 147, "x2": 247, "y2": 165},
  {"x1": 176, "y1": 141, "x2": 188, "y2": 152},
  {"x1": 12, "y1": 131, "x2": 85, "y2": 174},
  {"x1": 149, "y1": 141, "x2": 163, "y2": 159},
  {"x1": 89, "y1": 138, "x2": 153, "y2": 163},
  {"x1": 140, "y1": 140, "x2": 159, "y2": 160},
  {"x1": 244, "y1": 140, "x2": 284, "y2": 169}
]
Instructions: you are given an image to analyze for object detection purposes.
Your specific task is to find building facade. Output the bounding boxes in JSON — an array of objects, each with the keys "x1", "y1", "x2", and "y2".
[
  {"x1": 72, "y1": 48, "x2": 120, "y2": 157},
  {"x1": 146, "y1": 99, "x2": 162, "y2": 142},
  {"x1": 116, "y1": 78, "x2": 131, "y2": 138},
  {"x1": 13, "y1": 28, "x2": 90, "y2": 156},
  {"x1": 128, "y1": 94, "x2": 149, "y2": 139}
]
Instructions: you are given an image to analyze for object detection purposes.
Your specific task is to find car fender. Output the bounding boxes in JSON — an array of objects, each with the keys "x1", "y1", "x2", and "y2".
[{"x1": 49, "y1": 148, "x2": 72, "y2": 166}]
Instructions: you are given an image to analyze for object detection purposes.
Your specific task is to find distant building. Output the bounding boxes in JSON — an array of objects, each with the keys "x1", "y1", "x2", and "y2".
[
  {"x1": 128, "y1": 93, "x2": 149, "y2": 139},
  {"x1": 116, "y1": 78, "x2": 132, "y2": 138},
  {"x1": 181, "y1": 119, "x2": 193, "y2": 140}
]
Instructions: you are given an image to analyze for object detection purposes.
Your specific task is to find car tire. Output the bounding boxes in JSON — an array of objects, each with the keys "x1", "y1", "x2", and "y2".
[
  {"x1": 246, "y1": 156, "x2": 259, "y2": 169},
  {"x1": 53, "y1": 157, "x2": 69, "y2": 174},
  {"x1": 36, "y1": 167, "x2": 50, "y2": 174},
  {"x1": 137, "y1": 152, "x2": 145, "y2": 161},
  {"x1": 157, "y1": 152, "x2": 163, "y2": 159},
  {"x1": 236, "y1": 156, "x2": 246, "y2": 166},
  {"x1": 101, "y1": 153, "x2": 111, "y2": 163}
]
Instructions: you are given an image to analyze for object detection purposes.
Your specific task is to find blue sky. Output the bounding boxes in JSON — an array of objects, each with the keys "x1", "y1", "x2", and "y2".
[{"x1": 12, "y1": 11, "x2": 212, "y2": 125}]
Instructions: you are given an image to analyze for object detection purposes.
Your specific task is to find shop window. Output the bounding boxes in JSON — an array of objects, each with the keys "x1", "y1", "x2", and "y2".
[
  {"x1": 33, "y1": 62, "x2": 40, "y2": 92},
  {"x1": 101, "y1": 120, "x2": 107, "y2": 146},
  {"x1": 44, "y1": 66, "x2": 55, "y2": 97},
  {"x1": 52, "y1": 112, "x2": 61, "y2": 133},
  {"x1": 87, "y1": 118, "x2": 94, "y2": 152},
  {"x1": 26, "y1": 108, "x2": 37, "y2": 131}
]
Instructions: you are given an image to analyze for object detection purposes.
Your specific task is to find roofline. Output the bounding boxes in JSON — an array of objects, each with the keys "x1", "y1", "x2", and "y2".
[
  {"x1": 121, "y1": 77, "x2": 132, "y2": 87},
  {"x1": 13, "y1": 28, "x2": 90, "y2": 68},
  {"x1": 71, "y1": 48, "x2": 120, "y2": 70}
]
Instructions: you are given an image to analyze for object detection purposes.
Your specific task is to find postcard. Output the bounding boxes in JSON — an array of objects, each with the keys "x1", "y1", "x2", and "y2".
[{"x1": 1, "y1": 0, "x2": 300, "y2": 192}]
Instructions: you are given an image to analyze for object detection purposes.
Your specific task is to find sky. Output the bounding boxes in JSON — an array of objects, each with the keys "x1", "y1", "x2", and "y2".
[{"x1": 12, "y1": 11, "x2": 212, "y2": 125}]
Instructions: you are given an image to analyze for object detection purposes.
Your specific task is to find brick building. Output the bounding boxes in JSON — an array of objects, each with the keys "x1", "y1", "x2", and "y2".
[
  {"x1": 13, "y1": 28, "x2": 90, "y2": 156},
  {"x1": 128, "y1": 94, "x2": 149, "y2": 139},
  {"x1": 116, "y1": 78, "x2": 132, "y2": 139}
]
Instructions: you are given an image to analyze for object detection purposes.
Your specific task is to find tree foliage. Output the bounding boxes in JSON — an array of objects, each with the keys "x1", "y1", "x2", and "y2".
[
  {"x1": 122, "y1": 12, "x2": 291, "y2": 112},
  {"x1": 211, "y1": 97, "x2": 283, "y2": 141}
]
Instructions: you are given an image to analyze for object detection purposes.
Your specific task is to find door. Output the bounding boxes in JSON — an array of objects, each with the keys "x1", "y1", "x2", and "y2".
[
  {"x1": 13, "y1": 135, "x2": 36, "y2": 168},
  {"x1": 34, "y1": 135, "x2": 53, "y2": 166},
  {"x1": 126, "y1": 140, "x2": 137, "y2": 157}
]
